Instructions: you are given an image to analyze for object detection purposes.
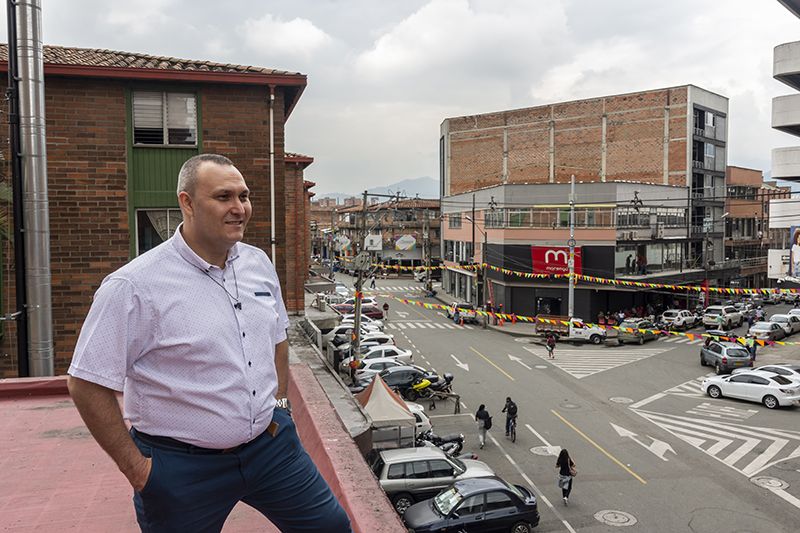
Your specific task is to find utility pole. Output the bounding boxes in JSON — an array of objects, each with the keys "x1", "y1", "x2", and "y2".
[
  {"x1": 423, "y1": 209, "x2": 432, "y2": 293},
  {"x1": 568, "y1": 175, "x2": 576, "y2": 318},
  {"x1": 471, "y1": 193, "x2": 476, "y2": 304},
  {"x1": 352, "y1": 190, "x2": 368, "y2": 362}
]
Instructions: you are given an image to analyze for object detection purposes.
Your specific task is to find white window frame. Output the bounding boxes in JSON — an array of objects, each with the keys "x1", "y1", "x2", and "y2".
[{"x1": 133, "y1": 91, "x2": 198, "y2": 146}]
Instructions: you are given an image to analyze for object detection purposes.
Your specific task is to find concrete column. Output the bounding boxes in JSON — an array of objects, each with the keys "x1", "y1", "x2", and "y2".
[{"x1": 600, "y1": 114, "x2": 607, "y2": 182}]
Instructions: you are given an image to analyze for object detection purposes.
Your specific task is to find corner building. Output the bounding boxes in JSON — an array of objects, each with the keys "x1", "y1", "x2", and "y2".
[{"x1": 440, "y1": 85, "x2": 733, "y2": 318}]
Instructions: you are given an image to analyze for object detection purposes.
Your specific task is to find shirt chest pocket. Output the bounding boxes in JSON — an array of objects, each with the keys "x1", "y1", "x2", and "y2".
[{"x1": 249, "y1": 292, "x2": 281, "y2": 340}]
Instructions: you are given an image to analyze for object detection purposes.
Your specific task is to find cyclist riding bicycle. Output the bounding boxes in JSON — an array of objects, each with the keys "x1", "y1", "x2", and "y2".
[{"x1": 502, "y1": 397, "x2": 518, "y2": 437}]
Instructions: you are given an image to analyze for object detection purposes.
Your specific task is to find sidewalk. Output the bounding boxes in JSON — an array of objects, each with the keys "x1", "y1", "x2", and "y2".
[{"x1": 429, "y1": 290, "x2": 539, "y2": 338}]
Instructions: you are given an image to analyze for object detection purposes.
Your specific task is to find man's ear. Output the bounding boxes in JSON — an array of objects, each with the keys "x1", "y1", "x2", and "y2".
[{"x1": 178, "y1": 191, "x2": 193, "y2": 217}]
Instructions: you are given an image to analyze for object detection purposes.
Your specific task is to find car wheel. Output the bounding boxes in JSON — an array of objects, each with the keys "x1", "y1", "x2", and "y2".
[
  {"x1": 763, "y1": 395, "x2": 779, "y2": 409},
  {"x1": 392, "y1": 493, "x2": 414, "y2": 515},
  {"x1": 638, "y1": 336, "x2": 644, "y2": 345},
  {"x1": 726, "y1": 321, "x2": 732, "y2": 330},
  {"x1": 589, "y1": 334, "x2": 602, "y2": 345},
  {"x1": 511, "y1": 521, "x2": 533, "y2": 533},
  {"x1": 405, "y1": 388, "x2": 418, "y2": 401},
  {"x1": 715, "y1": 363, "x2": 723, "y2": 375},
  {"x1": 700, "y1": 355, "x2": 706, "y2": 367},
  {"x1": 707, "y1": 385, "x2": 722, "y2": 399}
]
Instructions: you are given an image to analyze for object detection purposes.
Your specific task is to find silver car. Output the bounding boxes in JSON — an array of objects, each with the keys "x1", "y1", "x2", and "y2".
[
  {"x1": 748, "y1": 321, "x2": 786, "y2": 341},
  {"x1": 370, "y1": 447, "x2": 495, "y2": 514},
  {"x1": 700, "y1": 341, "x2": 753, "y2": 375},
  {"x1": 769, "y1": 314, "x2": 800, "y2": 336}
]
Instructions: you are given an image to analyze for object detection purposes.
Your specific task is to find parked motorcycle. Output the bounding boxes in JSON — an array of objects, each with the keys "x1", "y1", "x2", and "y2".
[{"x1": 416, "y1": 429, "x2": 465, "y2": 456}]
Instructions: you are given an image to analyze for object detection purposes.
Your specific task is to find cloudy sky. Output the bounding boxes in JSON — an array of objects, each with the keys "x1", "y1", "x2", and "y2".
[{"x1": 3, "y1": 0, "x2": 800, "y2": 194}]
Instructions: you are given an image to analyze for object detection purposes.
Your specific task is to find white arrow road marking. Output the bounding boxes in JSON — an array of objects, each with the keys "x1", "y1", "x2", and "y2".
[
  {"x1": 396, "y1": 311, "x2": 409, "y2": 318},
  {"x1": 508, "y1": 354, "x2": 532, "y2": 370},
  {"x1": 450, "y1": 354, "x2": 469, "y2": 372},
  {"x1": 611, "y1": 422, "x2": 676, "y2": 461}
]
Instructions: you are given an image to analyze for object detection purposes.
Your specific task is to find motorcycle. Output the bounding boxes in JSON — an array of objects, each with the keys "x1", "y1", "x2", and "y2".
[
  {"x1": 406, "y1": 376, "x2": 434, "y2": 401},
  {"x1": 416, "y1": 430, "x2": 465, "y2": 456},
  {"x1": 428, "y1": 372, "x2": 454, "y2": 394}
]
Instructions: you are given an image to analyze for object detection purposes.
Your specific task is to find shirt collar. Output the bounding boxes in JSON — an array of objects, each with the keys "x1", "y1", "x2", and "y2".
[{"x1": 171, "y1": 223, "x2": 240, "y2": 271}]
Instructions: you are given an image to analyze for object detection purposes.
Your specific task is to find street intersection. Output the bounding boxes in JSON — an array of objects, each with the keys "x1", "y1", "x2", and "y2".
[{"x1": 353, "y1": 276, "x2": 800, "y2": 532}]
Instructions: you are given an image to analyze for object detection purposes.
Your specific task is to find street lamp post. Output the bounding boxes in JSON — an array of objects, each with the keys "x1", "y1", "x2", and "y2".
[
  {"x1": 568, "y1": 175, "x2": 576, "y2": 318},
  {"x1": 465, "y1": 215, "x2": 488, "y2": 311}
]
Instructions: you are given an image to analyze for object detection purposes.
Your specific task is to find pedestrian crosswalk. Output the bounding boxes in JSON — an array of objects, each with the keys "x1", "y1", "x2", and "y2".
[
  {"x1": 685, "y1": 402, "x2": 758, "y2": 421},
  {"x1": 633, "y1": 409, "x2": 800, "y2": 477},
  {"x1": 386, "y1": 321, "x2": 474, "y2": 330},
  {"x1": 522, "y1": 345, "x2": 671, "y2": 379},
  {"x1": 365, "y1": 285, "x2": 428, "y2": 293},
  {"x1": 658, "y1": 335, "x2": 704, "y2": 345},
  {"x1": 664, "y1": 376, "x2": 708, "y2": 399}
]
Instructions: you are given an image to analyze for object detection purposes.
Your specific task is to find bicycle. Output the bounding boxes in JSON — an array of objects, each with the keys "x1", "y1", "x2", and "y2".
[{"x1": 507, "y1": 416, "x2": 517, "y2": 443}]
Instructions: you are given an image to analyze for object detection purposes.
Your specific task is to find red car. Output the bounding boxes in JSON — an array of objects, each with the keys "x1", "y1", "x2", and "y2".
[{"x1": 333, "y1": 303, "x2": 384, "y2": 320}]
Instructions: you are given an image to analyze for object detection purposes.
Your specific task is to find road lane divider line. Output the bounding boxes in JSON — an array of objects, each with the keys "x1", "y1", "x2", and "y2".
[
  {"x1": 487, "y1": 432, "x2": 577, "y2": 533},
  {"x1": 526, "y1": 423, "x2": 554, "y2": 447},
  {"x1": 551, "y1": 409, "x2": 648, "y2": 485},
  {"x1": 629, "y1": 392, "x2": 666, "y2": 409},
  {"x1": 470, "y1": 346, "x2": 515, "y2": 381}
]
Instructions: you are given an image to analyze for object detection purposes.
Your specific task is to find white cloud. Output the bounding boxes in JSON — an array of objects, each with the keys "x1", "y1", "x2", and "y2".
[
  {"x1": 239, "y1": 13, "x2": 332, "y2": 59},
  {"x1": 103, "y1": 0, "x2": 177, "y2": 36}
]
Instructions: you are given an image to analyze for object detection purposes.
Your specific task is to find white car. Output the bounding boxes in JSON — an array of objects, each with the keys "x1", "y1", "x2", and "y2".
[
  {"x1": 340, "y1": 346, "x2": 414, "y2": 372},
  {"x1": 334, "y1": 283, "x2": 350, "y2": 296},
  {"x1": 406, "y1": 402, "x2": 432, "y2": 434},
  {"x1": 702, "y1": 305, "x2": 743, "y2": 329},
  {"x1": 733, "y1": 363, "x2": 800, "y2": 378},
  {"x1": 340, "y1": 314, "x2": 384, "y2": 331},
  {"x1": 788, "y1": 308, "x2": 800, "y2": 318},
  {"x1": 701, "y1": 370, "x2": 800, "y2": 409},
  {"x1": 660, "y1": 309, "x2": 700, "y2": 330},
  {"x1": 322, "y1": 324, "x2": 381, "y2": 345},
  {"x1": 769, "y1": 314, "x2": 800, "y2": 336},
  {"x1": 353, "y1": 357, "x2": 404, "y2": 379}
]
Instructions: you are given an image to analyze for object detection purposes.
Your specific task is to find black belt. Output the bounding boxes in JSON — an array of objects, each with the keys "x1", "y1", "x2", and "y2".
[{"x1": 132, "y1": 427, "x2": 268, "y2": 455}]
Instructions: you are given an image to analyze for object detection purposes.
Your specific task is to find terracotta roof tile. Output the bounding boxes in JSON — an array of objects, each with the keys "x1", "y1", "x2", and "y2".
[{"x1": 0, "y1": 43, "x2": 304, "y2": 77}]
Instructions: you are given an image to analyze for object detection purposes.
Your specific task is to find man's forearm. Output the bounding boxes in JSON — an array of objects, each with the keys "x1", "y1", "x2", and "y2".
[
  {"x1": 275, "y1": 339, "x2": 289, "y2": 398},
  {"x1": 67, "y1": 376, "x2": 149, "y2": 489}
]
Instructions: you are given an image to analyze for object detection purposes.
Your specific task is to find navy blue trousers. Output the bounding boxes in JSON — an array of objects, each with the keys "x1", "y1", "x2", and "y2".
[{"x1": 131, "y1": 408, "x2": 352, "y2": 533}]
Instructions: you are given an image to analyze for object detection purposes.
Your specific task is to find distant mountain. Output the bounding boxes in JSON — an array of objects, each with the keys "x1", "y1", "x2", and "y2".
[{"x1": 318, "y1": 176, "x2": 439, "y2": 202}]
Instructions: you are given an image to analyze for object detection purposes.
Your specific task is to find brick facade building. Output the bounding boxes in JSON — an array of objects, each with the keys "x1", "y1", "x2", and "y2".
[
  {"x1": 0, "y1": 45, "x2": 310, "y2": 377},
  {"x1": 440, "y1": 85, "x2": 733, "y2": 318}
]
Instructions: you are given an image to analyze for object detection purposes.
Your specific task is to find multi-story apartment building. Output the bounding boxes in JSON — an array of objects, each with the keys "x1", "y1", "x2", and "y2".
[
  {"x1": 336, "y1": 199, "x2": 440, "y2": 269},
  {"x1": 440, "y1": 85, "x2": 731, "y2": 317}
]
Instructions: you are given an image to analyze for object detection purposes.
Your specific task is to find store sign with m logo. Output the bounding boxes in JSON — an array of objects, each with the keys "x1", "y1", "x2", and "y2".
[{"x1": 531, "y1": 246, "x2": 582, "y2": 275}]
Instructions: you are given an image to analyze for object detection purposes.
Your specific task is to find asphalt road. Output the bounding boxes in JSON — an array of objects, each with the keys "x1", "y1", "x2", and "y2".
[{"x1": 346, "y1": 275, "x2": 800, "y2": 532}]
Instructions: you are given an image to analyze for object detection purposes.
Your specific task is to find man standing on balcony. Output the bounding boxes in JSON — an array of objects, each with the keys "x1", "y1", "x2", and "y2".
[{"x1": 66, "y1": 154, "x2": 351, "y2": 533}]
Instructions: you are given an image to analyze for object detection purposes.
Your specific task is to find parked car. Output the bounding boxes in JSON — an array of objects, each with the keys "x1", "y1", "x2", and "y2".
[
  {"x1": 340, "y1": 345, "x2": 414, "y2": 371},
  {"x1": 342, "y1": 296, "x2": 378, "y2": 307},
  {"x1": 407, "y1": 401, "x2": 433, "y2": 435},
  {"x1": 353, "y1": 357, "x2": 404, "y2": 380},
  {"x1": 414, "y1": 268, "x2": 442, "y2": 282},
  {"x1": 733, "y1": 363, "x2": 800, "y2": 378},
  {"x1": 748, "y1": 321, "x2": 786, "y2": 342},
  {"x1": 660, "y1": 309, "x2": 700, "y2": 330},
  {"x1": 770, "y1": 314, "x2": 800, "y2": 336},
  {"x1": 617, "y1": 319, "x2": 659, "y2": 345},
  {"x1": 403, "y1": 477, "x2": 540, "y2": 533},
  {"x1": 333, "y1": 303, "x2": 384, "y2": 319},
  {"x1": 733, "y1": 302, "x2": 755, "y2": 320},
  {"x1": 701, "y1": 370, "x2": 800, "y2": 409},
  {"x1": 375, "y1": 365, "x2": 441, "y2": 400},
  {"x1": 748, "y1": 296, "x2": 765, "y2": 308},
  {"x1": 369, "y1": 447, "x2": 495, "y2": 514},
  {"x1": 702, "y1": 305, "x2": 743, "y2": 329},
  {"x1": 334, "y1": 283, "x2": 350, "y2": 296},
  {"x1": 700, "y1": 341, "x2": 754, "y2": 375},
  {"x1": 445, "y1": 302, "x2": 478, "y2": 324},
  {"x1": 340, "y1": 313, "x2": 384, "y2": 331},
  {"x1": 322, "y1": 324, "x2": 383, "y2": 345},
  {"x1": 789, "y1": 308, "x2": 800, "y2": 318},
  {"x1": 340, "y1": 333, "x2": 397, "y2": 356},
  {"x1": 782, "y1": 291, "x2": 800, "y2": 303}
]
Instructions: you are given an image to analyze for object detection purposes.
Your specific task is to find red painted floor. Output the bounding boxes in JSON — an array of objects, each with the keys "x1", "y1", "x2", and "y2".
[{"x1": 0, "y1": 393, "x2": 279, "y2": 532}]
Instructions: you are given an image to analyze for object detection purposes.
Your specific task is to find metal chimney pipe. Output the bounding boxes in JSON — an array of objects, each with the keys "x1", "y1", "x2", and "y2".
[{"x1": 16, "y1": 0, "x2": 53, "y2": 376}]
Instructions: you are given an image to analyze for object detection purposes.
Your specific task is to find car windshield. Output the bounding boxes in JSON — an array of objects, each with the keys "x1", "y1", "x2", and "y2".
[
  {"x1": 663, "y1": 311, "x2": 678, "y2": 317},
  {"x1": 752, "y1": 322, "x2": 771, "y2": 329},
  {"x1": 771, "y1": 375, "x2": 793, "y2": 385},
  {"x1": 727, "y1": 348, "x2": 750, "y2": 358},
  {"x1": 457, "y1": 303, "x2": 475, "y2": 310},
  {"x1": 433, "y1": 487, "x2": 463, "y2": 516},
  {"x1": 705, "y1": 307, "x2": 723, "y2": 314},
  {"x1": 772, "y1": 316, "x2": 788, "y2": 323}
]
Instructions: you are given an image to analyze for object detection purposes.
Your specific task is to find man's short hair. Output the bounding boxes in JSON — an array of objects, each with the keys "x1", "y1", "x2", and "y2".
[{"x1": 177, "y1": 154, "x2": 234, "y2": 195}]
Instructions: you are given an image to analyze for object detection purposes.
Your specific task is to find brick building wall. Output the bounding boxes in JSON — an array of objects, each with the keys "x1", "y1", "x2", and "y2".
[
  {"x1": 444, "y1": 87, "x2": 690, "y2": 194},
  {"x1": 0, "y1": 77, "x2": 304, "y2": 378}
]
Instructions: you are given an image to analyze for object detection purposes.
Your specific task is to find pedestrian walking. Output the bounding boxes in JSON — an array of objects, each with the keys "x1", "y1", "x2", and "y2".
[
  {"x1": 475, "y1": 404, "x2": 491, "y2": 449},
  {"x1": 382, "y1": 301, "x2": 390, "y2": 321},
  {"x1": 556, "y1": 448, "x2": 577, "y2": 505},
  {"x1": 369, "y1": 273, "x2": 376, "y2": 290},
  {"x1": 67, "y1": 154, "x2": 351, "y2": 532},
  {"x1": 545, "y1": 332, "x2": 557, "y2": 359},
  {"x1": 747, "y1": 335, "x2": 758, "y2": 362}
]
